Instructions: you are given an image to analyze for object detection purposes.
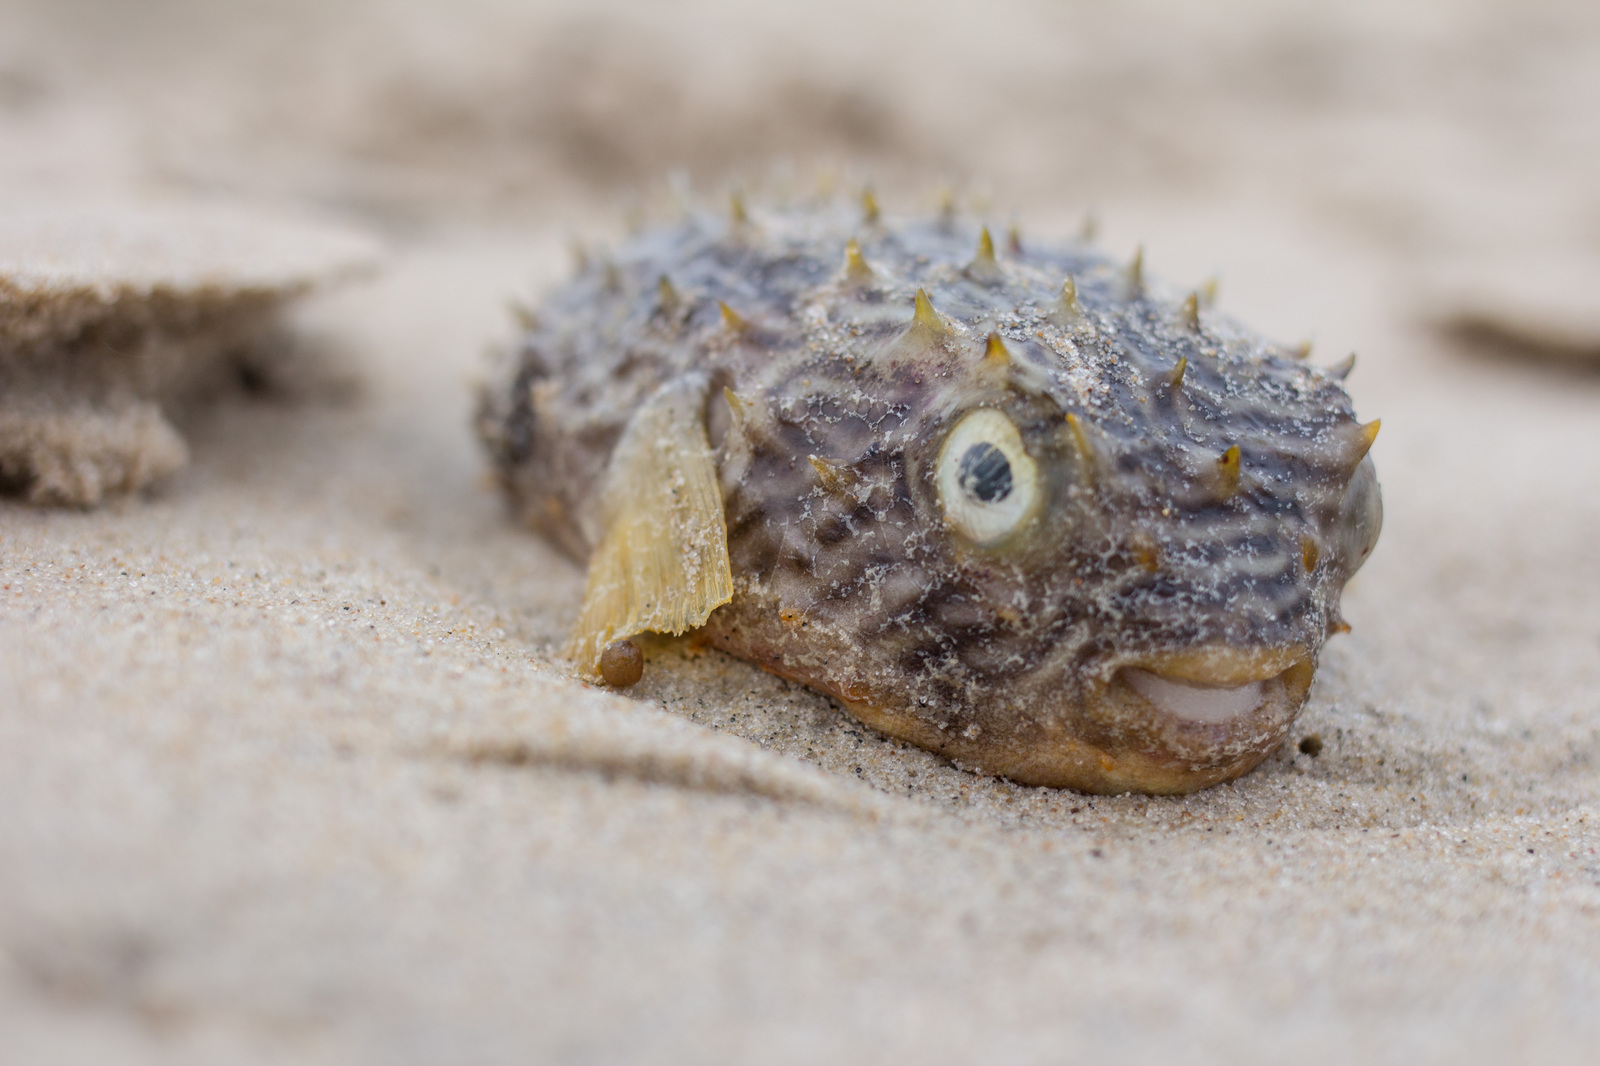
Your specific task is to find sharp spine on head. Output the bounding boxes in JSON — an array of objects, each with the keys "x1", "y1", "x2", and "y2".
[
  {"x1": 729, "y1": 190, "x2": 749, "y2": 226},
  {"x1": 983, "y1": 332, "x2": 1011, "y2": 366},
  {"x1": 1079, "y1": 212, "x2": 1098, "y2": 243},
  {"x1": 723, "y1": 387, "x2": 747, "y2": 425},
  {"x1": 808, "y1": 454, "x2": 859, "y2": 496},
  {"x1": 1181, "y1": 293, "x2": 1200, "y2": 331},
  {"x1": 1215, "y1": 445, "x2": 1242, "y2": 498},
  {"x1": 1349, "y1": 419, "x2": 1380, "y2": 462},
  {"x1": 1126, "y1": 246, "x2": 1144, "y2": 296},
  {"x1": 910, "y1": 288, "x2": 948, "y2": 338},
  {"x1": 843, "y1": 238, "x2": 875, "y2": 285},
  {"x1": 1322, "y1": 419, "x2": 1379, "y2": 477},
  {"x1": 966, "y1": 227, "x2": 1002, "y2": 283},
  {"x1": 1330, "y1": 352, "x2": 1356, "y2": 380},
  {"x1": 1168, "y1": 355, "x2": 1188, "y2": 389},
  {"x1": 718, "y1": 301, "x2": 750, "y2": 333},
  {"x1": 1006, "y1": 223, "x2": 1022, "y2": 256},
  {"x1": 1049, "y1": 276, "x2": 1082, "y2": 327},
  {"x1": 861, "y1": 188, "x2": 881, "y2": 225},
  {"x1": 1199, "y1": 277, "x2": 1219, "y2": 307},
  {"x1": 1293, "y1": 340, "x2": 1313, "y2": 361}
]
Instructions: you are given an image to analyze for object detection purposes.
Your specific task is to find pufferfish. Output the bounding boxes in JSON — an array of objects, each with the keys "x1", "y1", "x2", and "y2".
[{"x1": 476, "y1": 193, "x2": 1382, "y2": 795}]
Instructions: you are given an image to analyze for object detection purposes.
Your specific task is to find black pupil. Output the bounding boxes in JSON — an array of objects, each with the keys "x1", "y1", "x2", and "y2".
[{"x1": 958, "y1": 443, "x2": 1013, "y2": 503}]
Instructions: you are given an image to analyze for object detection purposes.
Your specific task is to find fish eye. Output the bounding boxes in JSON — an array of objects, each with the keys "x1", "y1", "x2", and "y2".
[
  {"x1": 1336, "y1": 456, "x2": 1382, "y2": 575},
  {"x1": 937, "y1": 409, "x2": 1040, "y2": 545}
]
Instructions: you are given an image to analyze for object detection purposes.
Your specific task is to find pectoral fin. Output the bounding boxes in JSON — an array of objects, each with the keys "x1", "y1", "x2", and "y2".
[{"x1": 566, "y1": 376, "x2": 734, "y2": 671}]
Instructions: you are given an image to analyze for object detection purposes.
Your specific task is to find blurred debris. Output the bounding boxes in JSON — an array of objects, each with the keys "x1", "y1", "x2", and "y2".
[
  {"x1": 0, "y1": 200, "x2": 379, "y2": 505},
  {"x1": 1423, "y1": 251, "x2": 1600, "y2": 373},
  {"x1": 1437, "y1": 313, "x2": 1600, "y2": 372}
]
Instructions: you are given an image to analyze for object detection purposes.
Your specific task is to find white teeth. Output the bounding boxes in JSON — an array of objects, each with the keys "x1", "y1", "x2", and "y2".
[{"x1": 1123, "y1": 669, "x2": 1265, "y2": 723}]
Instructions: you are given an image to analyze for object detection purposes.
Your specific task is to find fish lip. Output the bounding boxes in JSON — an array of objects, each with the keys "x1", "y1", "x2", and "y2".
[{"x1": 1122, "y1": 644, "x2": 1310, "y2": 688}]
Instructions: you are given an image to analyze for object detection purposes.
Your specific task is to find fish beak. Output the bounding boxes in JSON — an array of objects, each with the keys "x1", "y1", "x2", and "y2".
[
  {"x1": 1120, "y1": 669, "x2": 1266, "y2": 723},
  {"x1": 1114, "y1": 645, "x2": 1314, "y2": 727}
]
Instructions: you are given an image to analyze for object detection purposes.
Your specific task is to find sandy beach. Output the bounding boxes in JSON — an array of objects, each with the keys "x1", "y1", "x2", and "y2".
[{"x1": 2, "y1": 1, "x2": 1599, "y2": 1061}]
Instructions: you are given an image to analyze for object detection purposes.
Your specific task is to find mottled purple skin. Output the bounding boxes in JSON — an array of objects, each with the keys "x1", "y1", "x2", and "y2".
[{"x1": 478, "y1": 199, "x2": 1380, "y2": 793}]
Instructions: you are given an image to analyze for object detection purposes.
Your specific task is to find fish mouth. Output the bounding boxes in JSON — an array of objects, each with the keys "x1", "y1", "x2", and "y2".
[
  {"x1": 1120, "y1": 668, "x2": 1269, "y2": 723},
  {"x1": 1115, "y1": 646, "x2": 1311, "y2": 726},
  {"x1": 733, "y1": 619, "x2": 1317, "y2": 795},
  {"x1": 903, "y1": 644, "x2": 1317, "y2": 794}
]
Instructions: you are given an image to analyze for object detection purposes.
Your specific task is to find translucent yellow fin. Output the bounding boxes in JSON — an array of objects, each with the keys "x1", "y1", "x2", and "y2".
[{"x1": 566, "y1": 377, "x2": 734, "y2": 671}]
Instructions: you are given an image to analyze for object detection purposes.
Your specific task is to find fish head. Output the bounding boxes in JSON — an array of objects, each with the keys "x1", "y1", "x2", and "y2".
[{"x1": 816, "y1": 308, "x2": 1382, "y2": 793}]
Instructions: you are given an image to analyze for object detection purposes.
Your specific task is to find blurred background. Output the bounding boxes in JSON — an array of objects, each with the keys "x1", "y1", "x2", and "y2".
[
  {"x1": 4, "y1": 0, "x2": 1597, "y2": 356},
  {"x1": 4, "y1": 4, "x2": 1600, "y2": 1061}
]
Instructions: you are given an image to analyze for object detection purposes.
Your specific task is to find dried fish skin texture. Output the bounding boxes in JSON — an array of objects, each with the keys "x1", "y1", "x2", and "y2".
[{"x1": 478, "y1": 197, "x2": 1381, "y2": 794}]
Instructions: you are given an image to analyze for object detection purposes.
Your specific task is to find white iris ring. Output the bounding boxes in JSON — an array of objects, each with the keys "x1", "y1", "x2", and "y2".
[{"x1": 937, "y1": 409, "x2": 1040, "y2": 545}]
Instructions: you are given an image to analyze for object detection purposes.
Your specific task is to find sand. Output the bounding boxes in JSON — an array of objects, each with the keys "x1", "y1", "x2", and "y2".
[{"x1": 2, "y1": 1, "x2": 1599, "y2": 1062}]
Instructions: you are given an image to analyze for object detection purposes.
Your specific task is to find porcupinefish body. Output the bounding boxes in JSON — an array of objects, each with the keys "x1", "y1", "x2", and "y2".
[{"x1": 477, "y1": 198, "x2": 1381, "y2": 795}]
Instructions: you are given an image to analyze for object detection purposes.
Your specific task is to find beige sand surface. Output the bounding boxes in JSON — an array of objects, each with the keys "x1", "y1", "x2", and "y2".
[{"x1": 2, "y1": 1, "x2": 1599, "y2": 1062}]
